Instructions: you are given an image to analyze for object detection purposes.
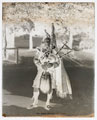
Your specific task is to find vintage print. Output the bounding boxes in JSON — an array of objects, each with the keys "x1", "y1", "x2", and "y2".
[{"x1": 2, "y1": 2, "x2": 94, "y2": 117}]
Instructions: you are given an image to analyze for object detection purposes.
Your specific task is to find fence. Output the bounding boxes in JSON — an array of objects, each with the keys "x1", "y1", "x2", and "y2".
[{"x1": 3, "y1": 47, "x2": 29, "y2": 64}]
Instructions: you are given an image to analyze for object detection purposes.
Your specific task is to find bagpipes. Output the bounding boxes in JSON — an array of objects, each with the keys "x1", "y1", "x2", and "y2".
[
  {"x1": 44, "y1": 23, "x2": 73, "y2": 59},
  {"x1": 39, "y1": 23, "x2": 83, "y2": 94}
]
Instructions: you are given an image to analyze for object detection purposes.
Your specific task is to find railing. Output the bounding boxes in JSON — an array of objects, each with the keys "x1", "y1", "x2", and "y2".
[{"x1": 3, "y1": 47, "x2": 29, "y2": 64}]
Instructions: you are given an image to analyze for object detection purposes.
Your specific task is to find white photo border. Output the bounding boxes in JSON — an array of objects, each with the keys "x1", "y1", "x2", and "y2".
[{"x1": 0, "y1": 0, "x2": 96, "y2": 120}]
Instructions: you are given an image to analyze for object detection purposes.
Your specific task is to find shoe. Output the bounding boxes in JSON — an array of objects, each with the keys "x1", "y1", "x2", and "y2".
[
  {"x1": 44, "y1": 105, "x2": 51, "y2": 111},
  {"x1": 27, "y1": 104, "x2": 38, "y2": 109}
]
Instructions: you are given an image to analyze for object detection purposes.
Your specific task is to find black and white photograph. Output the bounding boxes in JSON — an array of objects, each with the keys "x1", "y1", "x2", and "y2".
[{"x1": 2, "y1": 2, "x2": 95, "y2": 117}]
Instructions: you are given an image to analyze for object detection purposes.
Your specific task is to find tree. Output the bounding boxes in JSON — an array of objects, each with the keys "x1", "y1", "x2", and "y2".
[{"x1": 21, "y1": 19, "x2": 35, "y2": 49}]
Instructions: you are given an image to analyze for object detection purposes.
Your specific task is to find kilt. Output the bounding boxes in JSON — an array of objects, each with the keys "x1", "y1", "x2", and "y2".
[{"x1": 32, "y1": 66, "x2": 56, "y2": 89}]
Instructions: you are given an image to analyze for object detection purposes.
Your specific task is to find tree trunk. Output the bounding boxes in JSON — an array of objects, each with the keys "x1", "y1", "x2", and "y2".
[
  {"x1": 29, "y1": 32, "x2": 33, "y2": 50},
  {"x1": 3, "y1": 24, "x2": 7, "y2": 59}
]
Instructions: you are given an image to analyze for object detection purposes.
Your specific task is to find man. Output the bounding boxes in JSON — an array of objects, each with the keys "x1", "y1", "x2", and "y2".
[
  {"x1": 27, "y1": 36, "x2": 60, "y2": 110},
  {"x1": 27, "y1": 24, "x2": 72, "y2": 110}
]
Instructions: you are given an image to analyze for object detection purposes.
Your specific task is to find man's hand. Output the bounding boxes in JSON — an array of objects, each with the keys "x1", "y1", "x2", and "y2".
[
  {"x1": 47, "y1": 63, "x2": 53, "y2": 68},
  {"x1": 42, "y1": 64, "x2": 47, "y2": 70},
  {"x1": 53, "y1": 62, "x2": 59, "y2": 68},
  {"x1": 42, "y1": 62, "x2": 53, "y2": 70}
]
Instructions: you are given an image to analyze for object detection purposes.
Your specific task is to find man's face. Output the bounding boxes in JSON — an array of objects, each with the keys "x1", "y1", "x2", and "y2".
[{"x1": 41, "y1": 42, "x2": 49, "y2": 50}]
